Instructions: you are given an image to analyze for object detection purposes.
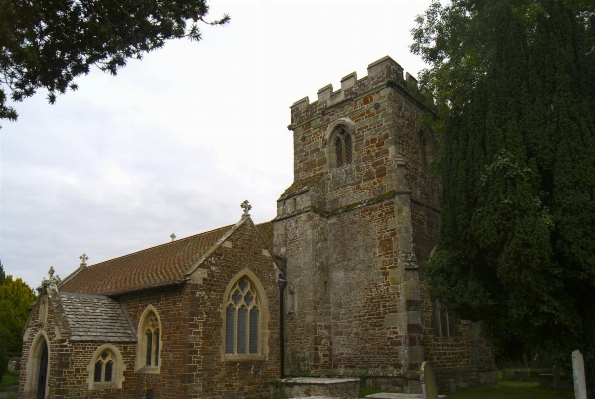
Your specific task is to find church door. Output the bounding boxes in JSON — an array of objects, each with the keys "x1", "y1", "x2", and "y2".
[{"x1": 37, "y1": 341, "x2": 48, "y2": 399}]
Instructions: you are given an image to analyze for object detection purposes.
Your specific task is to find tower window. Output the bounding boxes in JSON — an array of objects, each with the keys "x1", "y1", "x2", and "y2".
[{"x1": 334, "y1": 128, "x2": 353, "y2": 167}]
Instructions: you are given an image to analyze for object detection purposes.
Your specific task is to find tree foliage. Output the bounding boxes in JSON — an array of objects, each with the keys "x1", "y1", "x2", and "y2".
[
  {"x1": 0, "y1": 327, "x2": 7, "y2": 378},
  {"x1": 0, "y1": 274, "x2": 36, "y2": 353},
  {"x1": 0, "y1": 0, "x2": 229, "y2": 123},
  {"x1": 411, "y1": 0, "x2": 595, "y2": 388},
  {"x1": 0, "y1": 261, "x2": 5, "y2": 285}
]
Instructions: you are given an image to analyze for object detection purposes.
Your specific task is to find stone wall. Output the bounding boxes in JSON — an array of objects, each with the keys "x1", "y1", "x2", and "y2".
[
  {"x1": 118, "y1": 284, "x2": 190, "y2": 399},
  {"x1": 181, "y1": 219, "x2": 281, "y2": 399},
  {"x1": 274, "y1": 56, "x2": 435, "y2": 392},
  {"x1": 274, "y1": 55, "x2": 496, "y2": 392},
  {"x1": 19, "y1": 219, "x2": 281, "y2": 399}
]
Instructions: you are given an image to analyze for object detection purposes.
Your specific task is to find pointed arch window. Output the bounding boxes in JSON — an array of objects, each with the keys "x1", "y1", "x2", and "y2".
[
  {"x1": 88, "y1": 345, "x2": 125, "y2": 390},
  {"x1": 136, "y1": 306, "x2": 162, "y2": 373},
  {"x1": 334, "y1": 128, "x2": 353, "y2": 167},
  {"x1": 225, "y1": 277, "x2": 260, "y2": 355},
  {"x1": 94, "y1": 350, "x2": 115, "y2": 383}
]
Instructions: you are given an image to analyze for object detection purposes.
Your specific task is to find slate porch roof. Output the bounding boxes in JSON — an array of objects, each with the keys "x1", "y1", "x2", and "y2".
[
  {"x1": 58, "y1": 218, "x2": 275, "y2": 297},
  {"x1": 59, "y1": 292, "x2": 136, "y2": 342}
]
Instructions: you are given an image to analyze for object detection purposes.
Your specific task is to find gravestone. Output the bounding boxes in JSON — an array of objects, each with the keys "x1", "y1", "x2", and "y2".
[
  {"x1": 420, "y1": 361, "x2": 438, "y2": 399},
  {"x1": 449, "y1": 379, "x2": 456, "y2": 393},
  {"x1": 572, "y1": 350, "x2": 587, "y2": 399}
]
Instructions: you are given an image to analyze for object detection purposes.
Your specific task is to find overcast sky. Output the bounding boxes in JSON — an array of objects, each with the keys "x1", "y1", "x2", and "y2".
[{"x1": 1, "y1": 0, "x2": 432, "y2": 289}]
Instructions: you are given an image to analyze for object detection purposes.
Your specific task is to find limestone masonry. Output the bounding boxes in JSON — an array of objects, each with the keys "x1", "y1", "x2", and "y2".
[{"x1": 19, "y1": 56, "x2": 497, "y2": 399}]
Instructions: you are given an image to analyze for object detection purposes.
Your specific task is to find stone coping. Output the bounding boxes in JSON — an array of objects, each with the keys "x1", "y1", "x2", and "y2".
[
  {"x1": 365, "y1": 394, "x2": 446, "y2": 399},
  {"x1": 280, "y1": 377, "x2": 360, "y2": 384}
]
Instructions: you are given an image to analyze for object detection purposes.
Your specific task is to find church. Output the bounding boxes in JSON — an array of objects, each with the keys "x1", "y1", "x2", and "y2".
[{"x1": 19, "y1": 56, "x2": 497, "y2": 399}]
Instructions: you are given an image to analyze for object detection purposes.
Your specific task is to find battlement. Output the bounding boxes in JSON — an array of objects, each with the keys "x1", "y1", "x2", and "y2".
[{"x1": 289, "y1": 56, "x2": 419, "y2": 128}]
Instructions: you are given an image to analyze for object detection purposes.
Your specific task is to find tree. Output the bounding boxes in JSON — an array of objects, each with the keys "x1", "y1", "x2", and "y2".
[
  {"x1": 0, "y1": 261, "x2": 5, "y2": 285},
  {"x1": 411, "y1": 0, "x2": 595, "y2": 390},
  {"x1": 0, "y1": 274, "x2": 36, "y2": 353},
  {"x1": 0, "y1": 327, "x2": 8, "y2": 378},
  {"x1": 0, "y1": 0, "x2": 229, "y2": 124}
]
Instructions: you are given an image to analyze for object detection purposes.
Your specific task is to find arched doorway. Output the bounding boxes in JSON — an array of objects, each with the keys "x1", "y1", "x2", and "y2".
[
  {"x1": 25, "y1": 333, "x2": 50, "y2": 399},
  {"x1": 37, "y1": 341, "x2": 48, "y2": 399}
]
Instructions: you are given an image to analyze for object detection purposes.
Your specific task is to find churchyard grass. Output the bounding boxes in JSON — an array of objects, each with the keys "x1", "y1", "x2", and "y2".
[
  {"x1": 357, "y1": 378, "x2": 575, "y2": 399},
  {"x1": 0, "y1": 371, "x2": 18, "y2": 387},
  {"x1": 443, "y1": 379, "x2": 574, "y2": 399}
]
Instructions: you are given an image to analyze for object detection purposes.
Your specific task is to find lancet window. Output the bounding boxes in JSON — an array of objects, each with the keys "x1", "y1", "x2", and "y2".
[{"x1": 334, "y1": 128, "x2": 353, "y2": 167}]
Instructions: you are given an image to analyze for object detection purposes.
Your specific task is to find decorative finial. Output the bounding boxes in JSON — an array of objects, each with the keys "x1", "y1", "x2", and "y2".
[
  {"x1": 48, "y1": 266, "x2": 55, "y2": 279},
  {"x1": 240, "y1": 200, "x2": 252, "y2": 217},
  {"x1": 170, "y1": 233, "x2": 176, "y2": 242},
  {"x1": 79, "y1": 253, "x2": 88, "y2": 267}
]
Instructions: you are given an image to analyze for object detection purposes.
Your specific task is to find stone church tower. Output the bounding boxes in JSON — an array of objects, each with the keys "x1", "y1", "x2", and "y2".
[{"x1": 273, "y1": 56, "x2": 496, "y2": 391}]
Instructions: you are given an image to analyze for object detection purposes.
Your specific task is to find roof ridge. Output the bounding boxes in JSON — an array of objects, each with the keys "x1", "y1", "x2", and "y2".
[
  {"x1": 59, "y1": 292, "x2": 112, "y2": 300},
  {"x1": 82, "y1": 224, "x2": 234, "y2": 269}
]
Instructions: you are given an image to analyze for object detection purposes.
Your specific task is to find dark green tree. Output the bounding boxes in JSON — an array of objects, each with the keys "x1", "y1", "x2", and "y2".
[
  {"x1": 0, "y1": 261, "x2": 5, "y2": 285},
  {"x1": 0, "y1": 327, "x2": 8, "y2": 378},
  {"x1": 0, "y1": 0, "x2": 229, "y2": 124},
  {"x1": 411, "y1": 0, "x2": 595, "y2": 391},
  {"x1": 0, "y1": 275, "x2": 36, "y2": 353}
]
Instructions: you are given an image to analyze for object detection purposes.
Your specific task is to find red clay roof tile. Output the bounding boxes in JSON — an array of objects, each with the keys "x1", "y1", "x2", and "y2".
[{"x1": 59, "y1": 224, "x2": 233, "y2": 296}]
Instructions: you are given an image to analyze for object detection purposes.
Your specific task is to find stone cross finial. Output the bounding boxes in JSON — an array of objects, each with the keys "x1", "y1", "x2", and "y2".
[
  {"x1": 79, "y1": 253, "x2": 88, "y2": 267},
  {"x1": 241, "y1": 200, "x2": 252, "y2": 217},
  {"x1": 48, "y1": 266, "x2": 55, "y2": 279},
  {"x1": 170, "y1": 233, "x2": 176, "y2": 242}
]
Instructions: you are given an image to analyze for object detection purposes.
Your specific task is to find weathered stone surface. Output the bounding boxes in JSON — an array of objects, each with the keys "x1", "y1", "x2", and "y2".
[
  {"x1": 275, "y1": 55, "x2": 497, "y2": 392},
  {"x1": 273, "y1": 377, "x2": 360, "y2": 399},
  {"x1": 421, "y1": 362, "x2": 438, "y2": 399},
  {"x1": 572, "y1": 350, "x2": 587, "y2": 399}
]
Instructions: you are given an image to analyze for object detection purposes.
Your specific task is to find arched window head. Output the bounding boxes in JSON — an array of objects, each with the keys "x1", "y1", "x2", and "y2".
[
  {"x1": 333, "y1": 128, "x2": 353, "y2": 168},
  {"x1": 136, "y1": 306, "x2": 162, "y2": 373},
  {"x1": 323, "y1": 118, "x2": 356, "y2": 169},
  {"x1": 226, "y1": 277, "x2": 260, "y2": 355},
  {"x1": 88, "y1": 345, "x2": 125, "y2": 390}
]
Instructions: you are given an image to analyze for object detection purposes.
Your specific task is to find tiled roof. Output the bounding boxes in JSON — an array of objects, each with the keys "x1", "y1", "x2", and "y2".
[
  {"x1": 278, "y1": 173, "x2": 323, "y2": 200},
  {"x1": 256, "y1": 221, "x2": 274, "y2": 250},
  {"x1": 60, "y1": 292, "x2": 136, "y2": 342},
  {"x1": 59, "y1": 224, "x2": 234, "y2": 296}
]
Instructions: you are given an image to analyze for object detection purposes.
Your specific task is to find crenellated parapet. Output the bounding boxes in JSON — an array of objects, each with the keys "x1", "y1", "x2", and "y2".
[{"x1": 289, "y1": 56, "x2": 419, "y2": 128}]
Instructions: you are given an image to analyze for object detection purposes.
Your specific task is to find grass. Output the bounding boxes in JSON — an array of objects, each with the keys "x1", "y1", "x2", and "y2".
[
  {"x1": 441, "y1": 379, "x2": 574, "y2": 399},
  {"x1": 0, "y1": 371, "x2": 19, "y2": 387}
]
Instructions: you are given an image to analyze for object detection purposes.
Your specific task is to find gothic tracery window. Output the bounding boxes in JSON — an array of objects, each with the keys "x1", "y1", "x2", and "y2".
[
  {"x1": 225, "y1": 277, "x2": 260, "y2": 355},
  {"x1": 94, "y1": 350, "x2": 114, "y2": 383},
  {"x1": 88, "y1": 345, "x2": 124, "y2": 390},
  {"x1": 136, "y1": 307, "x2": 161, "y2": 372}
]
